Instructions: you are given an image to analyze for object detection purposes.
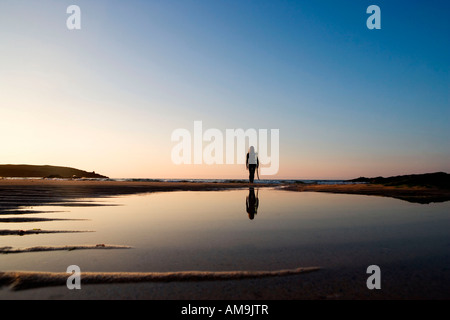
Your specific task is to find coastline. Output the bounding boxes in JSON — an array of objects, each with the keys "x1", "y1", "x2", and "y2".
[
  {"x1": 282, "y1": 183, "x2": 450, "y2": 204},
  {"x1": 1, "y1": 179, "x2": 449, "y2": 212}
]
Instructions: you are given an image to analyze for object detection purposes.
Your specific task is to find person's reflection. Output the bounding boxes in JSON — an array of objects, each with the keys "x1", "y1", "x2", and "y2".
[{"x1": 246, "y1": 187, "x2": 259, "y2": 220}]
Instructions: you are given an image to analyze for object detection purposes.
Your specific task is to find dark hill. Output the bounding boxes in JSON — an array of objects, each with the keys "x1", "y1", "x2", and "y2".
[
  {"x1": 0, "y1": 165, "x2": 108, "y2": 179},
  {"x1": 349, "y1": 172, "x2": 450, "y2": 189}
]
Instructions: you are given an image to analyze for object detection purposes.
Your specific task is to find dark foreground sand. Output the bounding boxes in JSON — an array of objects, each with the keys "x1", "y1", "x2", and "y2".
[
  {"x1": 1, "y1": 261, "x2": 448, "y2": 300},
  {"x1": 0, "y1": 267, "x2": 320, "y2": 291},
  {"x1": 1, "y1": 179, "x2": 449, "y2": 299}
]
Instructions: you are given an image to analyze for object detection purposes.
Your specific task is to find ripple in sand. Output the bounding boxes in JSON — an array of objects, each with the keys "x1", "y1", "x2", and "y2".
[
  {"x1": 0, "y1": 244, "x2": 132, "y2": 254},
  {"x1": 0, "y1": 229, "x2": 94, "y2": 236},
  {"x1": 0, "y1": 266, "x2": 320, "y2": 290}
]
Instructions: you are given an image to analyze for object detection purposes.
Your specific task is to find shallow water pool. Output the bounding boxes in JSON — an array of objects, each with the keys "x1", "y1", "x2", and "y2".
[{"x1": 1, "y1": 188, "x2": 449, "y2": 277}]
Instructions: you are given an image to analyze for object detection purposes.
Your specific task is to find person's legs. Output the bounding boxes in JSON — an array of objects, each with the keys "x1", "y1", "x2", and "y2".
[{"x1": 249, "y1": 165, "x2": 255, "y2": 183}]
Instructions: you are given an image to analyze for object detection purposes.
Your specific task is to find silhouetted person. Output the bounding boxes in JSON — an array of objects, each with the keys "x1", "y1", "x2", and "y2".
[
  {"x1": 246, "y1": 187, "x2": 259, "y2": 220},
  {"x1": 246, "y1": 146, "x2": 259, "y2": 183}
]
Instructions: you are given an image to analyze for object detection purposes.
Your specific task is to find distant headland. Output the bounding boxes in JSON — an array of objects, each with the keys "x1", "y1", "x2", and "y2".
[
  {"x1": 285, "y1": 172, "x2": 450, "y2": 204},
  {"x1": 0, "y1": 164, "x2": 108, "y2": 179},
  {"x1": 348, "y1": 172, "x2": 450, "y2": 189}
]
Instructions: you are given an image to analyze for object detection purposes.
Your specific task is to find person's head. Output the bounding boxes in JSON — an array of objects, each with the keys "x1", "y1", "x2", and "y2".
[{"x1": 248, "y1": 146, "x2": 255, "y2": 154}]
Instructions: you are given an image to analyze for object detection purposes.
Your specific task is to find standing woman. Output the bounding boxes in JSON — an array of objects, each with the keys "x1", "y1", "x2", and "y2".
[{"x1": 246, "y1": 146, "x2": 259, "y2": 183}]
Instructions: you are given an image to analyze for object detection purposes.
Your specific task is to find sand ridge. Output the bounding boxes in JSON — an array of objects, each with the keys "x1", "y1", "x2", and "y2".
[{"x1": 0, "y1": 267, "x2": 321, "y2": 291}]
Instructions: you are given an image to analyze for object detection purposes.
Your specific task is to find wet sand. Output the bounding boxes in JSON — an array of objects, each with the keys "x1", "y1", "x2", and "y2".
[
  {"x1": 0, "y1": 267, "x2": 320, "y2": 291},
  {"x1": 1, "y1": 262, "x2": 447, "y2": 300},
  {"x1": 0, "y1": 180, "x2": 273, "y2": 214},
  {"x1": 282, "y1": 183, "x2": 450, "y2": 204}
]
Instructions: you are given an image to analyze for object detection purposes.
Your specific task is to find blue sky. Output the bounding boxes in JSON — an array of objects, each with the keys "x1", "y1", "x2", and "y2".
[{"x1": 0, "y1": 0, "x2": 448, "y2": 179}]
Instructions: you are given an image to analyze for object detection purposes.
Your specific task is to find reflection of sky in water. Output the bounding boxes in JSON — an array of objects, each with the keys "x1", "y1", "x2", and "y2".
[{"x1": 2, "y1": 189, "x2": 450, "y2": 273}]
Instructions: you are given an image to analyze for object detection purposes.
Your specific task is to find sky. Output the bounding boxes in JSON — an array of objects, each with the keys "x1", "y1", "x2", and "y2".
[{"x1": 0, "y1": 0, "x2": 449, "y2": 179}]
